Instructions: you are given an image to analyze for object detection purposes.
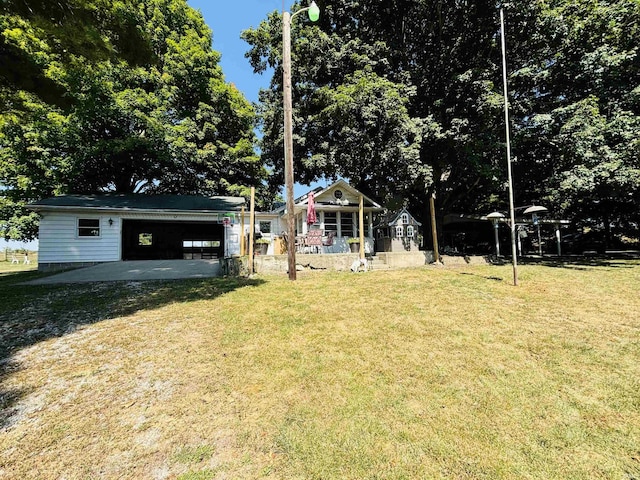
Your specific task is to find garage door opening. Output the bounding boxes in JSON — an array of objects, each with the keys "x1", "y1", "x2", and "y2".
[{"x1": 122, "y1": 220, "x2": 224, "y2": 260}]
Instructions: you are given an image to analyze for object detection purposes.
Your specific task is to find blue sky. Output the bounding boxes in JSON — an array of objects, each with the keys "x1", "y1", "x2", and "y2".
[
  {"x1": 187, "y1": 0, "x2": 282, "y2": 103},
  {"x1": 187, "y1": 0, "x2": 328, "y2": 195}
]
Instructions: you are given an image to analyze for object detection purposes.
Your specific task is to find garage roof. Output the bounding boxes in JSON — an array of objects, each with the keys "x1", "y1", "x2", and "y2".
[{"x1": 29, "y1": 194, "x2": 246, "y2": 213}]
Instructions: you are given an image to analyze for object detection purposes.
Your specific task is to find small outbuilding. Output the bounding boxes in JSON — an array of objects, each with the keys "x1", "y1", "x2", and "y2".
[
  {"x1": 28, "y1": 194, "x2": 247, "y2": 269},
  {"x1": 374, "y1": 207, "x2": 422, "y2": 252}
]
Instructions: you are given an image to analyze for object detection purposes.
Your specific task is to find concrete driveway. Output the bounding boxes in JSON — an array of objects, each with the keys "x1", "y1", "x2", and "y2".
[{"x1": 24, "y1": 259, "x2": 222, "y2": 285}]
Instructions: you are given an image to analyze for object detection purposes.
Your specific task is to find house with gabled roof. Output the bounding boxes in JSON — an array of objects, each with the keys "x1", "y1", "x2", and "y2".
[{"x1": 272, "y1": 179, "x2": 384, "y2": 254}]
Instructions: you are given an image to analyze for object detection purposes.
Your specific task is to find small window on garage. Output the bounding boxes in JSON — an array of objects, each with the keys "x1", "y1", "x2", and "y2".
[
  {"x1": 182, "y1": 239, "x2": 222, "y2": 260},
  {"x1": 78, "y1": 218, "x2": 100, "y2": 237},
  {"x1": 138, "y1": 233, "x2": 153, "y2": 246},
  {"x1": 203, "y1": 240, "x2": 221, "y2": 248}
]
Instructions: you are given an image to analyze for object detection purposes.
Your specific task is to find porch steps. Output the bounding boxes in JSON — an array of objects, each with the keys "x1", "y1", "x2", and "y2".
[{"x1": 368, "y1": 255, "x2": 391, "y2": 271}]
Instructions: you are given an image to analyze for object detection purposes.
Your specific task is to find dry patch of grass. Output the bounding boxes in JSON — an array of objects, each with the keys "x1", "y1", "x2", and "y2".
[{"x1": 1, "y1": 260, "x2": 639, "y2": 479}]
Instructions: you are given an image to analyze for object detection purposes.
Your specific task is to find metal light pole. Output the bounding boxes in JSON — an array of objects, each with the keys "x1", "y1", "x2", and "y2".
[
  {"x1": 500, "y1": 7, "x2": 518, "y2": 286},
  {"x1": 523, "y1": 205, "x2": 548, "y2": 257},
  {"x1": 283, "y1": 1, "x2": 319, "y2": 280},
  {"x1": 487, "y1": 211, "x2": 506, "y2": 257}
]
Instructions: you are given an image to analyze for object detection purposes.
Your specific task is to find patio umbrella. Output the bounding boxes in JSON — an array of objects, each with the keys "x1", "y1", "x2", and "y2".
[{"x1": 306, "y1": 191, "x2": 317, "y2": 226}]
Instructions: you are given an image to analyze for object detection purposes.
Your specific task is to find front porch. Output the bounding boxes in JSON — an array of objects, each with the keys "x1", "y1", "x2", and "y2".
[
  {"x1": 266, "y1": 234, "x2": 376, "y2": 255},
  {"x1": 224, "y1": 250, "x2": 435, "y2": 275},
  {"x1": 257, "y1": 179, "x2": 384, "y2": 257}
]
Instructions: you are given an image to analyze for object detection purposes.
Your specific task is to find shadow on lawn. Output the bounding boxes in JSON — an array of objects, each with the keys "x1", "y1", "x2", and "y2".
[
  {"x1": 458, "y1": 253, "x2": 639, "y2": 281},
  {"x1": 0, "y1": 271, "x2": 264, "y2": 429},
  {"x1": 517, "y1": 253, "x2": 640, "y2": 270},
  {"x1": 458, "y1": 272, "x2": 504, "y2": 281}
]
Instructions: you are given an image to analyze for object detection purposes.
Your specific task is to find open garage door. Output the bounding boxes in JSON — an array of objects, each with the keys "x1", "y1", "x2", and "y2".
[{"x1": 122, "y1": 220, "x2": 224, "y2": 260}]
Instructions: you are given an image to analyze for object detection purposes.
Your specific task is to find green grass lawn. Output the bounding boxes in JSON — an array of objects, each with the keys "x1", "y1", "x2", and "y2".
[{"x1": 1, "y1": 260, "x2": 639, "y2": 479}]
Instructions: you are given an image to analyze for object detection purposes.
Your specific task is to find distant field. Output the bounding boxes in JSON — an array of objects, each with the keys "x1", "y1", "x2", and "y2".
[
  {"x1": 1, "y1": 260, "x2": 639, "y2": 479},
  {"x1": 0, "y1": 250, "x2": 38, "y2": 267},
  {"x1": 0, "y1": 260, "x2": 38, "y2": 274}
]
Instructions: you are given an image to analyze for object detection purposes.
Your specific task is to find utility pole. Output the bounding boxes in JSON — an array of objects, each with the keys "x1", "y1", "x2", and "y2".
[
  {"x1": 283, "y1": 10, "x2": 297, "y2": 280},
  {"x1": 249, "y1": 187, "x2": 255, "y2": 275},
  {"x1": 282, "y1": 2, "x2": 319, "y2": 280},
  {"x1": 500, "y1": 7, "x2": 518, "y2": 286},
  {"x1": 429, "y1": 192, "x2": 440, "y2": 263}
]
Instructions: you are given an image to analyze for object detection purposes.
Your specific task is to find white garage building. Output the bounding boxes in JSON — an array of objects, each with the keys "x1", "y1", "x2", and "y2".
[{"x1": 29, "y1": 194, "x2": 247, "y2": 270}]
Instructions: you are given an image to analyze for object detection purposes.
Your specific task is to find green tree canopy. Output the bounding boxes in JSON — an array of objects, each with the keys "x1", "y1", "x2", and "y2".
[
  {"x1": 1, "y1": 0, "x2": 265, "y2": 241},
  {"x1": 513, "y1": 0, "x2": 640, "y2": 241},
  {"x1": 244, "y1": 0, "x2": 639, "y2": 242},
  {"x1": 244, "y1": 0, "x2": 509, "y2": 211}
]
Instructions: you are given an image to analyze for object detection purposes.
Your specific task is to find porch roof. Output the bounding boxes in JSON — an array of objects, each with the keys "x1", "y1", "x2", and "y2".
[
  {"x1": 275, "y1": 179, "x2": 383, "y2": 214},
  {"x1": 29, "y1": 194, "x2": 246, "y2": 214}
]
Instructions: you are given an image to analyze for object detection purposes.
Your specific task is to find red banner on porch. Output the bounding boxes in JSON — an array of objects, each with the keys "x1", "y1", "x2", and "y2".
[{"x1": 306, "y1": 192, "x2": 317, "y2": 226}]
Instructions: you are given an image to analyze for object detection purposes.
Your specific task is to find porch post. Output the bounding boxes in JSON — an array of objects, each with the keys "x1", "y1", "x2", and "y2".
[
  {"x1": 249, "y1": 187, "x2": 255, "y2": 274},
  {"x1": 240, "y1": 205, "x2": 246, "y2": 256},
  {"x1": 359, "y1": 195, "x2": 365, "y2": 259}
]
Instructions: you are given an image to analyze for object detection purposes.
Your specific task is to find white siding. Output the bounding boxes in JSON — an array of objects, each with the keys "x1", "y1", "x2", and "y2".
[
  {"x1": 38, "y1": 209, "x2": 249, "y2": 264},
  {"x1": 230, "y1": 214, "x2": 281, "y2": 256},
  {"x1": 225, "y1": 223, "x2": 242, "y2": 256},
  {"x1": 38, "y1": 212, "x2": 121, "y2": 263}
]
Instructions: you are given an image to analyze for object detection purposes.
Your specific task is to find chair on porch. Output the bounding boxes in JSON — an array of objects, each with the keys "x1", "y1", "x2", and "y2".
[
  {"x1": 322, "y1": 231, "x2": 336, "y2": 253},
  {"x1": 295, "y1": 235, "x2": 306, "y2": 253},
  {"x1": 304, "y1": 229, "x2": 324, "y2": 254}
]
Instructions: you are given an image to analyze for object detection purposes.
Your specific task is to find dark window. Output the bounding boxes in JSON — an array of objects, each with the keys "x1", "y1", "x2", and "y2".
[
  {"x1": 78, "y1": 218, "x2": 100, "y2": 237},
  {"x1": 340, "y1": 212, "x2": 354, "y2": 237},
  {"x1": 324, "y1": 212, "x2": 337, "y2": 233}
]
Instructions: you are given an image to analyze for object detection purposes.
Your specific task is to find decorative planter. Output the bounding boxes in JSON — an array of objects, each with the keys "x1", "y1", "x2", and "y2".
[{"x1": 349, "y1": 242, "x2": 360, "y2": 253}]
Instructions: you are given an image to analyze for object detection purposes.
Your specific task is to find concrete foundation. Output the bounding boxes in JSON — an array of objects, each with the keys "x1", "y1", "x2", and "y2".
[
  {"x1": 253, "y1": 253, "x2": 357, "y2": 273},
  {"x1": 376, "y1": 251, "x2": 434, "y2": 268},
  {"x1": 38, "y1": 261, "x2": 104, "y2": 271},
  {"x1": 225, "y1": 251, "x2": 436, "y2": 275}
]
